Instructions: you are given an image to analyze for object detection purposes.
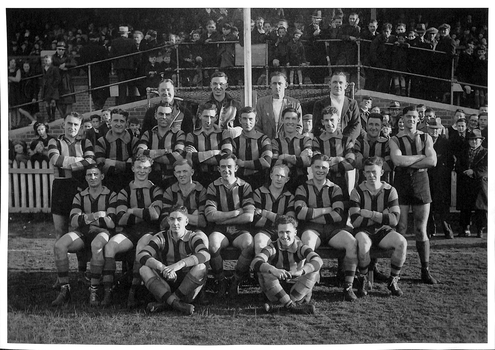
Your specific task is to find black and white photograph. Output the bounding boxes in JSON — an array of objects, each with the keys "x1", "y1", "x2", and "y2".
[{"x1": 1, "y1": 4, "x2": 492, "y2": 349}]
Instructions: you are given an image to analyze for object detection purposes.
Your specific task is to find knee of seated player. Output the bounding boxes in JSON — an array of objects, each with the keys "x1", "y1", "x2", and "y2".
[
  {"x1": 189, "y1": 263, "x2": 207, "y2": 279},
  {"x1": 135, "y1": 233, "x2": 153, "y2": 253},
  {"x1": 208, "y1": 232, "x2": 225, "y2": 253},
  {"x1": 301, "y1": 230, "x2": 319, "y2": 249},
  {"x1": 355, "y1": 232, "x2": 371, "y2": 253},
  {"x1": 103, "y1": 238, "x2": 120, "y2": 257},
  {"x1": 91, "y1": 233, "x2": 109, "y2": 253},
  {"x1": 139, "y1": 265, "x2": 157, "y2": 281},
  {"x1": 54, "y1": 231, "x2": 78, "y2": 256},
  {"x1": 234, "y1": 233, "x2": 254, "y2": 251},
  {"x1": 254, "y1": 232, "x2": 270, "y2": 254}
]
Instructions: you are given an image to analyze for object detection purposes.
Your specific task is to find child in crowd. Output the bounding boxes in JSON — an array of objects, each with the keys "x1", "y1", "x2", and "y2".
[
  {"x1": 287, "y1": 29, "x2": 306, "y2": 87},
  {"x1": 128, "y1": 116, "x2": 141, "y2": 137}
]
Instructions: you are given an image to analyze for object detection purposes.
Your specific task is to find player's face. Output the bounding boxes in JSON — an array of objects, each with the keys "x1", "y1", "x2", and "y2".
[
  {"x1": 111, "y1": 113, "x2": 127, "y2": 135},
  {"x1": 132, "y1": 160, "x2": 152, "y2": 181},
  {"x1": 366, "y1": 117, "x2": 382, "y2": 138},
  {"x1": 329, "y1": 74, "x2": 347, "y2": 97},
  {"x1": 155, "y1": 106, "x2": 173, "y2": 129},
  {"x1": 270, "y1": 167, "x2": 289, "y2": 190},
  {"x1": 403, "y1": 111, "x2": 419, "y2": 130},
  {"x1": 322, "y1": 114, "x2": 339, "y2": 134},
  {"x1": 91, "y1": 118, "x2": 101, "y2": 129},
  {"x1": 201, "y1": 109, "x2": 218, "y2": 130},
  {"x1": 311, "y1": 160, "x2": 330, "y2": 181},
  {"x1": 363, "y1": 164, "x2": 383, "y2": 183},
  {"x1": 174, "y1": 163, "x2": 194, "y2": 185},
  {"x1": 219, "y1": 158, "x2": 237, "y2": 181},
  {"x1": 211, "y1": 77, "x2": 228, "y2": 98},
  {"x1": 167, "y1": 211, "x2": 189, "y2": 237},
  {"x1": 270, "y1": 75, "x2": 287, "y2": 98},
  {"x1": 277, "y1": 223, "x2": 297, "y2": 248},
  {"x1": 86, "y1": 168, "x2": 104, "y2": 188},
  {"x1": 64, "y1": 115, "x2": 81, "y2": 139},
  {"x1": 240, "y1": 112, "x2": 256, "y2": 132},
  {"x1": 283, "y1": 111, "x2": 299, "y2": 134},
  {"x1": 159, "y1": 82, "x2": 175, "y2": 104}
]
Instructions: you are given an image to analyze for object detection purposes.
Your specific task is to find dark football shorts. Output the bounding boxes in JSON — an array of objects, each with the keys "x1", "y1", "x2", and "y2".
[
  {"x1": 353, "y1": 225, "x2": 395, "y2": 246},
  {"x1": 394, "y1": 170, "x2": 432, "y2": 205}
]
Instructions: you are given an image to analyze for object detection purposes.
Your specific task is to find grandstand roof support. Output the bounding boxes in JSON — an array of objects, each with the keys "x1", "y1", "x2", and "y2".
[{"x1": 243, "y1": 8, "x2": 253, "y2": 107}]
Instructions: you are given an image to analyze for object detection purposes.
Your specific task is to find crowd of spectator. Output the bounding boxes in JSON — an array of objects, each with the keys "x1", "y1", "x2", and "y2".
[{"x1": 7, "y1": 8, "x2": 489, "y2": 129}]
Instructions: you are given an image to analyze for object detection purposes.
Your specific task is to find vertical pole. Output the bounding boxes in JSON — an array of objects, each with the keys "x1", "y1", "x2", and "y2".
[
  {"x1": 243, "y1": 8, "x2": 252, "y2": 107},
  {"x1": 357, "y1": 40, "x2": 361, "y2": 91},
  {"x1": 176, "y1": 44, "x2": 181, "y2": 89},
  {"x1": 88, "y1": 64, "x2": 93, "y2": 112},
  {"x1": 450, "y1": 56, "x2": 455, "y2": 106}
]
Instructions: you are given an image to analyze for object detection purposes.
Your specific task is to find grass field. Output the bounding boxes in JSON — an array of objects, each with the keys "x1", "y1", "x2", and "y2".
[{"x1": 5, "y1": 213, "x2": 493, "y2": 347}]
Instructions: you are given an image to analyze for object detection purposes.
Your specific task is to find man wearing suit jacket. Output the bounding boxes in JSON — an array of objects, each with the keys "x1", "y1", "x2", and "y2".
[
  {"x1": 312, "y1": 71, "x2": 361, "y2": 141},
  {"x1": 110, "y1": 26, "x2": 138, "y2": 105},
  {"x1": 255, "y1": 71, "x2": 302, "y2": 140}
]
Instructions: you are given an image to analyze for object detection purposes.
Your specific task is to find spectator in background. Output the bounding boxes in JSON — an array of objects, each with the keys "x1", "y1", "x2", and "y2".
[
  {"x1": 40, "y1": 55, "x2": 60, "y2": 122},
  {"x1": 83, "y1": 114, "x2": 102, "y2": 147},
  {"x1": 8, "y1": 58, "x2": 22, "y2": 128},
  {"x1": 138, "y1": 50, "x2": 163, "y2": 99},
  {"x1": 79, "y1": 33, "x2": 111, "y2": 111},
  {"x1": 391, "y1": 33, "x2": 409, "y2": 96},
  {"x1": 336, "y1": 12, "x2": 360, "y2": 84},
  {"x1": 12, "y1": 140, "x2": 30, "y2": 166},
  {"x1": 455, "y1": 129, "x2": 487, "y2": 238},
  {"x1": 303, "y1": 10, "x2": 328, "y2": 85},
  {"x1": 128, "y1": 116, "x2": 141, "y2": 138},
  {"x1": 370, "y1": 23, "x2": 396, "y2": 93},
  {"x1": 271, "y1": 25, "x2": 290, "y2": 76},
  {"x1": 471, "y1": 45, "x2": 488, "y2": 109},
  {"x1": 478, "y1": 112, "x2": 488, "y2": 148},
  {"x1": 287, "y1": 29, "x2": 306, "y2": 87},
  {"x1": 19, "y1": 60, "x2": 40, "y2": 124},
  {"x1": 52, "y1": 41, "x2": 76, "y2": 118},
  {"x1": 110, "y1": 26, "x2": 138, "y2": 105},
  {"x1": 199, "y1": 20, "x2": 221, "y2": 82},
  {"x1": 467, "y1": 114, "x2": 479, "y2": 132},
  {"x1": 217, "y1": 23, "x2": 237, "y2": 84},
  {"x1": 360, "y1": 19, "x2": 379, "y2": 90},
  {"x1": 29, "y1": 122, "x2": 53, "y2": 163},
  {"x1": 434, "y1": 24, "x2": 456, "y2": 102}
]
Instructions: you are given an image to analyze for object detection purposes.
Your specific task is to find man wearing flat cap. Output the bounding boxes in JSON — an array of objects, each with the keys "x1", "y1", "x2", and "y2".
[
  {"x1": 426, "y1": 117, "x2": 455, "y2": 239},
  {"x1": 455, "y1": 129, "x2": 487, "y2": 238},
  {"x1": 110, "y1": 25, "x2": 138, "y2": 105},
  {"x1": 433, "y1": 24, "x2": 456, "y2": 102}
]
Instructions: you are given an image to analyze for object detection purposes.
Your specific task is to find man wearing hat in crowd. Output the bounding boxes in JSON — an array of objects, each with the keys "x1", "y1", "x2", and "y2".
[
  {"x1": 455, "y1": 129, "x2": 487, "y2": 238},
  {"x1": 52, "y1": 41, "x2": 76, "y2": 118},
  {"x1": 426, "y1": 117, "x2": 455, "y2": 239},
  {"x1": 79, "y1": 33, "x2": 111, "y2": 111},
  {"x1": 358, "y1": 96, "x2": 372, "y2": 137},
  {"x1": 110, "y1": 25, "x2": 138, "y2": 105},
  {"x1": 303, "y1": 10, "x2": 329, "y2": 85},
  {"x1": 434, "y1": 24, "x2": 456, "y2": 102}
]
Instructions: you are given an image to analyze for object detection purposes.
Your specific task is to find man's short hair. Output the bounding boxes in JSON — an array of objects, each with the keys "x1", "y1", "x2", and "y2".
[
  {"x1": 367, "y1": 113, "x2": 383, "y2": 122},
  {"x1": 220, "y1": 153, "x2": 238, "y2": 163},
  {"x1": 282, "y1": 106, "x2": 298, "y2": 118},
  {"x1": 271, "y1": 163, "x2": 290, "y2": 177},
  {"x1": 363, "y1": 156, "x2": 384, "y2": 168},
  {"x1": 86, "y1": 163, "x2": 103, "y2": 174},
  {"x1": 90, "y1": 114, "x2": 101, "y2": 122},
  {"x1": 274, "y1": 215, "x2": 298, "y2": 229},
  {"x1": 456, "y1": 117, "x2": 467, "y2": 125},
  {"x1": 83, "y1": 117, "x2": 92, "y2": 124},
  {"x1": 270, "y1": 71, "x2": 288, "y2": 81},
  {"x1": 311, "y1": 153, "x2": 331, "y2": 165},
  {"x1": 111, "y1": 108, "x2": 129, "y2": 120},
  {"x1": 198, "y1": 102, "x2": 218, "y2": 116},
  {"x1": 169, "y1": 204, "x2": 189, "y2": 216},
  {"x1": 331, "y1": 71, "x2": 348, "y2": 80},
  {"x1": 322, "y1": 106, "x2": 339, "y2": 116},
  {"x1": 240, "y1": 106, "x2": 256, "y2": 115},
  {"x1": 159, "y1": 79, "x2": 175, "y2": 88},
  {"x1": 402, "y1": 105, "x2": 417, "y2": 115},
  {"x1": 133, "y1": 154, "x2": 154, "y2": 166},
  {"x1": 64, "y1": 111, "x2": 82, "y2": 121},
  {"x1": 425, "y1": 108, "x2": 435, "y2": 115},
  {"x1": 416, "y1": 104, "x2": 426, "y2": 109},
  {"x1": 211, "y1": 71, "x2": 228, "y2": 81},
  {"x1": 129, "y1": 116, "x2": 140, "y2": 125},
  {"x1": 173, "y1": 158, "x2": 194, "y2": 170},
  {"x1": 479, "y1": 112, "x2": 488, "y2": 118}
]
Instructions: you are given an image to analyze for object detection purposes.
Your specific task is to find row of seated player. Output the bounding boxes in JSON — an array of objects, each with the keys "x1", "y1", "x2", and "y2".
[{"x1": 51, "y1": 153, "x2": 406, "y2": 315}]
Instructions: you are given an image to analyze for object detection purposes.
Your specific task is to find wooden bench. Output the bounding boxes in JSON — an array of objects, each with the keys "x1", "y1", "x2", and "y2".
[{"x1": 221, "y1": 246, "x2": 394, "y2": 285}]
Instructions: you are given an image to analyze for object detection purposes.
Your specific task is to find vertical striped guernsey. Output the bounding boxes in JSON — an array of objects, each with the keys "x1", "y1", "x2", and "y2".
[
  {"x1": 253, "y1": 185, "x2": 295, "y2": 228},
  {"x1": 185, "y1": 126, "x2": 231, "y2": 173},
  {"x1": 271, "y1": 133, "x2": 312, "y2": 177},
  {"x1": 230, "y1": 131, "x2": 273, "y2": 177},
  {"x1": 390, "y1": 131, "x2": 429, "y2": 160},
  {"x1": 116, "y1": 181, "x2": 164, "y2": 227},
  {"x1": 70, "y1": 187, "x2": 118, "y2": 230},
  {"x1": 161, "y1": 182, "x2": 207, "y2": 228},
  {"x1": 48, "y1": 136, "x2": 95, "y2": 179},
  {"x1": 94, "y1": 130, "x2": 138, "y2": 174},
  {"x1": 349, "y1": 182, "x2": 400, "y2": 229},
  {"x1": 205, "y1": 178, "x2": 255, "y2": 219},
  {"x1": 137, "y1": 126, "x2": 186, "y2": 178},
  {"x1": 137, "y1": 230, "x2": 210, "y2": 268},
  {"x1": 294, "y1": 179, "x2": 344, "y2": 224},
  {"x1": 313, "y1": 130, "x2": 356, "y2": 173}
]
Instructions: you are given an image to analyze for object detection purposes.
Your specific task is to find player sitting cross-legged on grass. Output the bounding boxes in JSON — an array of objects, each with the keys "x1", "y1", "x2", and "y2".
[
  {"x1": 137, "y1": 205, "x2": 210, "y2": 315},
  {"x1": 52, "y1": 164, "x2": 117, "y2": 307},
  {"x1": 349, "y1": 156, "x2": 407, "y2": 297},
  {"x1": 251, "y1": 215, "x2": 321, "y2": 314}
]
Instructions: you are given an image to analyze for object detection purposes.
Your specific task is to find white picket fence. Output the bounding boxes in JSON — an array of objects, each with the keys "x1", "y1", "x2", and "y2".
[
  {"x1": 9, "y1": 160, "x2": 54, "y2": 213},
  {"x1": 8, "y1": 161, "x2": 458, "y2": 213}
]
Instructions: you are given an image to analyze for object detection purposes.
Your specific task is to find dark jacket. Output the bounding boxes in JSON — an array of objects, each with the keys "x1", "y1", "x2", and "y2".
[{"x1": 312, "y1": 96, "x2": 361, "y2": 141}]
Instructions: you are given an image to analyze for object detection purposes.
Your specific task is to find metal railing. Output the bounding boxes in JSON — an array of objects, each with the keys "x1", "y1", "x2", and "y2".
[{"x1": 8, "y1": 37, "x2": 487, "y2": 116}]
